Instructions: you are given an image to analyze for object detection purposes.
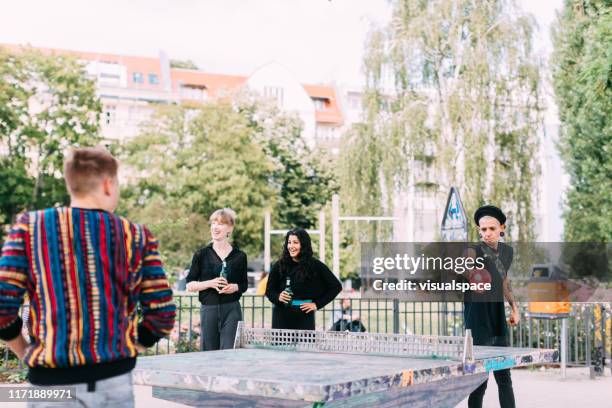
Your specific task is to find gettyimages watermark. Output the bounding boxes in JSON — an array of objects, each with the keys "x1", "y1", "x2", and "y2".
[{"x1": 360, "y1": 242, "x2": 611, "y2": 302}]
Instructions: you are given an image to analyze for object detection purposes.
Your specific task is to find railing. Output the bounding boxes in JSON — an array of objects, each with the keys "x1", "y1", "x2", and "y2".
[
  {"x1": 3, "y1": 294, "x2": 611, "y2": 371},
  {"x1": 163, "y1": 295, "x2": 467, "y2": 354},
  {"x1": 155, "y1": 294, "x2": 611, "y2": 369}
]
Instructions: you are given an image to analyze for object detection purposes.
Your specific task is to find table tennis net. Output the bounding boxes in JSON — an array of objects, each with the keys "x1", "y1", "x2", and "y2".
[{"x1": 234, "y1": 322, "x2": 474, "y2": 362}]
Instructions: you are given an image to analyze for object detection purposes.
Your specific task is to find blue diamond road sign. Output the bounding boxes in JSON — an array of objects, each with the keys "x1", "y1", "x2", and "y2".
[{"x1": 441, "y1": 187, "x2": 468, "y2": 241}]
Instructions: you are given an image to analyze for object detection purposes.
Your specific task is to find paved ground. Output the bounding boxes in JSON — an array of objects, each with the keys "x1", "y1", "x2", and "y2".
[
  {"x1": 456, "y1": 367, "x2": 612, "y2": 408},
  {"x1": 1, "y1": 367, "x2": 611, "y2": 407}
]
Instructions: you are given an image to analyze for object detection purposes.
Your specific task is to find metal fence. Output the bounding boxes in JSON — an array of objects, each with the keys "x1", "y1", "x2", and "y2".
[
  {"x1": 165, "y1": 295, "x2": 467, "y2": 355},
  {"x1": 3, "y1": 294, "x2": 611, "y2": 371},
  {"x1": 160, "y1": 295, "x2": 611, "y2": 369}
]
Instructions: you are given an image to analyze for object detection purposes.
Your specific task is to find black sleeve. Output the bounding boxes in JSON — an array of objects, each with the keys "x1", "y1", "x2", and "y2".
[
  {"x1": 312, "y1": 259, "x2": 342, "y2": 310},
  {"x1": 137, "y1": 324, "x2": 161, "y2": 347},
  {"x1": 236, "y1": 252, "x2": 248, "y2": 294},
  {"x1": 185, "y1": 249, "x2": 201, "y2": 284},
  {"x1": 265, "y1": 262, "x2": 282, "y2": 306},
  {"x1": 0, "y1": 317, "x2": 23, "y2": 341}
]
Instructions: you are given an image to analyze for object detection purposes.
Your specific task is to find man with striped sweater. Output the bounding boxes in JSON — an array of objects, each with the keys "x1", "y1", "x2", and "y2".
[{"x1": 0, "y1": 147, "x2": 176, "y2": 407}]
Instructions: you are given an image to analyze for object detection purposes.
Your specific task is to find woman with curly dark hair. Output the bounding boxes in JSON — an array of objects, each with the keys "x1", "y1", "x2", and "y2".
[{"x1": 265, "y1": 228, "x2": 341, "y2": 330}]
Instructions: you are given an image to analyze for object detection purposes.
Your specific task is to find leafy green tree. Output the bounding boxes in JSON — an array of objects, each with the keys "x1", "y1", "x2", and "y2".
[
  {"x1": 0, "y1": 52, "x2": 32, "y2": 225},
  {"x1": 340, "y1": 0, "x2": 543, "y2": 243},
  {"x1": 120, "y1": 103, "x2": 273, "y2": 270},
  {"x1": 0, "y1": 160, "x2": 33, "y2": 226},
  {"x1": 120, "y1": 97, "x2": 337, "y2": 272},
  {"x1": 236, "y1": 95, "x2": 338, "y2": 229},
  {"x1": 170, "y1": 59, "x2": 200, "y2": 70},
  {"x1": 0, "y1": 47, "x2": 101, "y2": 225},
  {"x1": 552, "y1": 0, "x2": 611, "y2": 242}
]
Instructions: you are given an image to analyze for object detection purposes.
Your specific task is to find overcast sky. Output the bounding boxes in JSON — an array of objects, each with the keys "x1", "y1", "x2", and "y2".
[
  {"x1": 0, "y1": 0, "x2": 567, "y2": 239},
  {"x1": 1, "y1": 0, "x2": 563, "y2": 86}
]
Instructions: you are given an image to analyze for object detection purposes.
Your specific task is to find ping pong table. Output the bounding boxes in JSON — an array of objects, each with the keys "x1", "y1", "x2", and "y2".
[{"x1": 133, "y1": 322, "x2": 557, "y2": 407}]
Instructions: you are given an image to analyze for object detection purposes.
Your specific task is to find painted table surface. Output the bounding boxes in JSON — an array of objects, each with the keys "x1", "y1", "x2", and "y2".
[{"x1": 133, "y1": 346, "x2": 557, "y2": 407}]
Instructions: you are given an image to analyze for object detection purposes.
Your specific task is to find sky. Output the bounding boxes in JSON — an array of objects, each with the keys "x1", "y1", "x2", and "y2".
[
  {"x1": 0, "y1": 0, "x2": 567, "y2": 239},
  {"x1": 0, "y1": 0, "x2": 563, "y2": 86}
]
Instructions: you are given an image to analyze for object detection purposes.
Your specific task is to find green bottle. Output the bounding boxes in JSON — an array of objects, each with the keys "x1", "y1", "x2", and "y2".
[
  {"x1": 220, "y1": 261, "x2": 228, "y2": 280},
  {"x1": 285, "y1": 276, "x2": 293, "y2": 307}
]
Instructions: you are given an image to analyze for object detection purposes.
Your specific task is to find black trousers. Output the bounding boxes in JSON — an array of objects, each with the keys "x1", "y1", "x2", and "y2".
[
  {"x1": 272, "y1": 305, "x2": 315, "y2": 330},
  {"x1": 468, "y1": 336, "x2": 516, "y2": 408},
  {"x1": 200, "y1": 301, "x2": 242, "y2": 351}
]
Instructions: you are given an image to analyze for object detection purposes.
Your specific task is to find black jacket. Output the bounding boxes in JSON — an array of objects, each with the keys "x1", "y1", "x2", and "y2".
[
  {"x1": 186, "y1": 243, "x2": 248, "y2": 305},
  {"x1": 265, "y1": 258, "x2": 342, "y2": 310}
]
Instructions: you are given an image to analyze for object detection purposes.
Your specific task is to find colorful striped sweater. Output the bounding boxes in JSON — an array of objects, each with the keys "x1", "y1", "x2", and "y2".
[{"x1": 0, "y1": 207, "x2": 176, "y2": 385}]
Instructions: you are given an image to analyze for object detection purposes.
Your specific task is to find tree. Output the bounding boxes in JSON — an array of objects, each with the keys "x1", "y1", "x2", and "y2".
[
  {"x1": 0, "y1": 47, "x2": 101, "y2": 225},
  {"x1": 551, "y1": 0, "x2": 611, "y2": 242},
  {"x1": 339, "y1": 0, "x2": 543, "y2": 242},
  {"x1": 170, "y1": 59, "x2": 200, "y2": 70},
  {"x1": 0, "y1": 51, "x2": 32, "y2": 225},
  {"x1": 236, "y1": 94, "x2": 337, "y2": 229},
  {"x1": 120, "y1": 102, "x2": 274, "y2": 271},
  {"x1": 120, "y1": 98, "x2": 336, "y2": 272}
]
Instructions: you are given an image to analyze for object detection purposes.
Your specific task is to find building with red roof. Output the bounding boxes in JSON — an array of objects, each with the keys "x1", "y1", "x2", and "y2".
[{"x1": 2, "y1": 43, "x2": 348, "y2": 153}]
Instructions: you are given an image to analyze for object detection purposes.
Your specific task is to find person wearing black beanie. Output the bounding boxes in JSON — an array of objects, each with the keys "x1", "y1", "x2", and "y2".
[{"x1": 465, "y1": 205, "x2": 518, "y2": 408}]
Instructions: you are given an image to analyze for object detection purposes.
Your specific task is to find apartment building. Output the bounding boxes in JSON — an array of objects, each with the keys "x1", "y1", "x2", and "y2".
[{"x1": 2, "y1": 44, "x2": 344, "y2": 150}]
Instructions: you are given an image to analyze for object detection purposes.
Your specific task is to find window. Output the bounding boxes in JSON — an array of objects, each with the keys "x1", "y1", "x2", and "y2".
[
  {"x1": 179, "y1": 84, "x2": 206, "y2": 101},
  {"x1": 316, "y1": 126, "x2": 338, "y2": 141},
  {"x1": 381, "y1": 64, "x2": 395, "y2": 91},
  {"x1": 148, "y1": 73, "x2": 160, "y2": 85},
  {"x1": 99, "y1": 72, "x2": 121, "y2": 86},
  {"x1": 379, "y1": 98, "x2": 390, "y2": 111},
  {"x1": 414, "y1": 210, "x2": 437, "y2": 240},
  {"x1": 263, "y1": 86, "x2": 284, "y2": 106},
  {"x1": 128, "y1": 106, "x2": 150, "y2": 124},
  {"x1": 100, "y1": 73, "x2": 120, "y2": 79},
  {"x1": 104, "y1": 105, "x2": 116, "y2": 126},
  {"x1": 133, "y1": 72, "x2": 144, "y2": 84},
  {"x1": 348, "y1": 93, "x2": 362, "y2": 110},
  {"x1": 94, "y1": 61, "x2": 123, "y2": 86},
  {"x1": 316, "y1": 126, "x2": 327, "y2": 140},
  {"x1": 313, "y1": 97, "x2": 328, "y2": 110}
]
